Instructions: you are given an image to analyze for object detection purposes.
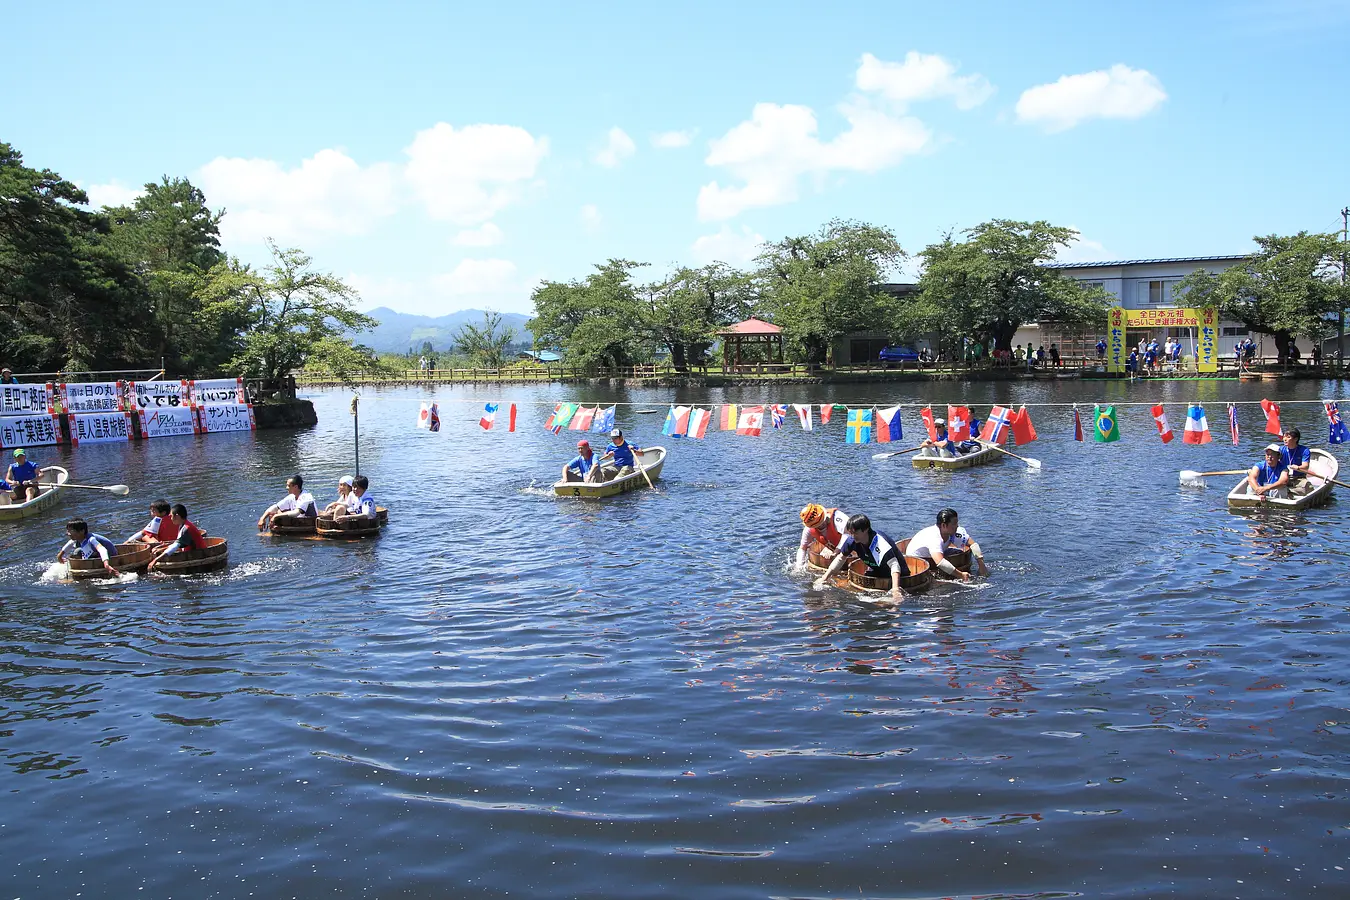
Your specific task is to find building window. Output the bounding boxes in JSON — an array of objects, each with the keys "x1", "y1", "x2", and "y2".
[
  {"x1": 1221, "y1": 326, "x2": 1249, "y2": 337},
  {"x1": 1148, "y1": 280, "x2": 1165, "y2": 304}
]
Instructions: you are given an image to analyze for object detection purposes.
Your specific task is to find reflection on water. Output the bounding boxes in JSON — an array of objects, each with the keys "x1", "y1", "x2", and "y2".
[{"x1": 0, "y1": 381, "x2": 1348, "y2": 897}]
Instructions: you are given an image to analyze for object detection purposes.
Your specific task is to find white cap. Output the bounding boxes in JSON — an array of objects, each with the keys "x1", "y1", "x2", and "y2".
[
  {"x1": 610, "y1": 428, "x2": 622, "y2": 437},
  {"x1": 339, "y1": 475, "x2": 354, "y2": 486}
]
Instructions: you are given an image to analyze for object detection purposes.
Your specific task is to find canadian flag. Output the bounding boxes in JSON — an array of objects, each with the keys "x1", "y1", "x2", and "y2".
[
  {"x1": 947, "y1": 405, "x2": 972, "y2": 441},
  {"x1": 1151, "y1": 404, "x2": 1174, "y2": 443}
]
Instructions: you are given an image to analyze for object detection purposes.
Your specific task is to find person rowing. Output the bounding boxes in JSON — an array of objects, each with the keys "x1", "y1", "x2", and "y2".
[
  {"x1": 918, "y1": 418, "x2": 961, "y2": 458},
  {"x1": 130, "y1": 498, "x2": 177, "y2": 545},
  {"x1": 1280, "y1": 427, "x2": 1312, "y2": 494},
  {"x1": 795, "y1": 503, "x2": 851, "y2": 570},
  {"x1": 597, "y1": 428, "x2": 641, "y2": 481},
  {"x1": 257, "y1": 474, "x2": 318, "y2": 531},
  {"x1": 321, "y1": 476, "x2": 358, "y2": 516},
  {"x1": 4, "y1": 448, "x2": 43, "y2": 503},
  {"x1": 812, "y1": 513, "x2": 908, "y2": 605},
  {"x1": 57, "y1": 518, "x2": 121, "y2": 578},
  {"x1": 148, "y1": 504, "x2": 208, "y2": 570},
  {"x1": 1246, "y1": 443, "x2": 1290, "y2": 500},
  {"x1": 562, "y1": 439, "x2": 601, "y2": 483},
  {"x1": 907, "y1": 508, "x2": 988, "y2": 581}
]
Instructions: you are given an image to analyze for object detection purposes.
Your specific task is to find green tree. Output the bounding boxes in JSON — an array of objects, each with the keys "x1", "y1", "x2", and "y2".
[
  {"x1": 215, "y1": 240, "x2": 375, "y2": 384},
  {"x1": 0, "y1": 142, "x2": 151, "y2": 372},
  {"x1": 643, "y1": 263, "x2": 754, "y2": 371},
  {"x1": 104, "y1": 177, "x2": 245, "y2": 374},
  {"x1": 529, "y1": 260, "x2": 647, "y2": 368},
  {"x1": 909, "y1": 219, "x2": 1109, "y2": 354},
  {"x1": 452, "y1": 311, "x2": 517, "y2": 368},
  {"x1": 1174, "y1": 232, "x2": 1347, "y2": 363},
  {"x1": 753, "y1": 220, "x2": 904, "y2": 365}
]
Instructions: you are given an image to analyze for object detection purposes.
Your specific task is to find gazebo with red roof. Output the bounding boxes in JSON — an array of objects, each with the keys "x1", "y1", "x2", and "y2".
[{"x1": 717, "y1": 317, "x2": 784, "y2": 371}]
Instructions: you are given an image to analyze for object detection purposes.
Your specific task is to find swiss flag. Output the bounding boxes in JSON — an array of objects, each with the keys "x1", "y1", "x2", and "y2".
[
  {"x1": 947, "y1": 405, "x2": 972, "y2": 441},
  {"x1": 1261, "y1": 398, "x2": 1282, "y2": 435},
  {"x1": 1151, "y1": 404, "x2": 1174, "y2": 443},
  {"x1": 920, "y1": 406, "x2": 937, "y2": 441},
  {"x1": 1011, "y1": 406, "x2": 1038, "y2": 445}
]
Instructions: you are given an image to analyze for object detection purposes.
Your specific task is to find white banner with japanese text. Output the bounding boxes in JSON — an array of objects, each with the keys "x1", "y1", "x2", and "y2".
[
  {"x1": 60, "y1": 381, "x2": 124, "y2": 413},
  {"x1": 0, "y1": 383, "x2": 54, "y2": 415},
  {"x1": 196, "y1": 403, "x2": 255, "y2": 433},
  {"x1": 129, "y1": 380, "x2": 189, "y2": 411},
  {"x1": 138, "y1": 407, "x2": 199, "y2": 439},
  {"x1": 0, "y1": 414, "x2": 63, "y2": 448},
  {"x1": 189, "y1": 378, "x2": 247, "y2": 407},
  {"x1": 70, "y1": 411, "x2": 133, "y2": 445}
]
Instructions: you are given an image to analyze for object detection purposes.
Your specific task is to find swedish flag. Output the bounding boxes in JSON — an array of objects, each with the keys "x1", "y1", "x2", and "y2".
[
  {"x1": 1094, "y1": 404, "x2": 1120, "y2": 443},
  {"x1": 846, "y1": 408, "x2": 873, "y2": 444}
]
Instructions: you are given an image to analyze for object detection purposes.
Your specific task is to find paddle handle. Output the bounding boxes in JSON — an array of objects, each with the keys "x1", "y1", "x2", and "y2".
[{"x1": 634, "y1": 452, "x2": 658, "y2": 492}]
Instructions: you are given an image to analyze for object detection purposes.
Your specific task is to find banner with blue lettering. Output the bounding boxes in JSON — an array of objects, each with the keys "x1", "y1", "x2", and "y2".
[
  {"x1": 0, "y1": 383, "x2": 54, "y2": 416},
  {"x1": 138, "y1": 407, "x2": 199, "y2": 439},
  {"x1": 130, "y1": 380, "x2": 189, "y2": 410},
  {"x1": 190, "y1": 378, "x2": 247, "y2": 407},
  {"x1": 0, "y1": 413, "x2": 62, "y2": 448},
  {"x1": 70, "y1": 411, "x2": 133, "y2": 445},
  {"x1": 60, "y1": 381, "x2": 124, "y2": 414},
  {"x1": 196, "y1": 404, "x2": 255, "y2": 433}
]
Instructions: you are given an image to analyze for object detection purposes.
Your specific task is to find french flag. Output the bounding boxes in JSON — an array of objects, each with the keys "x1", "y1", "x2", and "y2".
[
  {"x1": 479, "y1": 402, "x2": 498, "y2": 431},
  {"x1": 1183, "y1": 404, "x2": 1212, "y2": 444},
  {"x1": 978, "y1": 406, "x2": 1012, "y2": 444}
]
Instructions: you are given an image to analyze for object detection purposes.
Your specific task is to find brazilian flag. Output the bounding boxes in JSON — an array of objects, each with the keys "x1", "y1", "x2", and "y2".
[{"x1": 1094, "y1": 404, "x2": 1120, "y2": 443}]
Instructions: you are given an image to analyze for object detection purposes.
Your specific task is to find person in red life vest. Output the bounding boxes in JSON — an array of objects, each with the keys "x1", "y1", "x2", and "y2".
[
  {"x1": 129, "y1": 499, "x2": 177, "y2": 545},
  {"x1": 148, "y1": 503, "x2": 207, "y2": 570},
  {"x1": 795, "y1": 503, "x2": 852, "y2": 570}
]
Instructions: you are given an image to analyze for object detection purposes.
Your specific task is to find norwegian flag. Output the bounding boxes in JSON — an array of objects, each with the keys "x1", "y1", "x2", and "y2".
[
  {"x1": 478, "y1": 402, "x2": 498, "y2": 431},
  {"x1": 978, "y1": 406, "x2": 1012, "y2": 444},
  {"x1": 770, "y1": 404, "x2": 787, "y2": 429},
  {"x1": 1228, "y1": 403, "x2": 1240, "y2": 445},
  {"x1": 1183, "y1": 403, "x2": 1212, "y2": 444},
  {"x1": 793, "y1": 404, "x2": 813, "y2": 430},
  {"x1": 1073, "y1": 406, "x2": 1083, "y2": 442},
  {"x1": 1327, "y1": 401, "x2": 1350, "y2": 444},
  {"x1": 946, "y1": 405, "x2": 972, "y2": 441},
  {"x1": 1150, "y1": 404, "x2": 1174, "y2": 443},
  {"x1": 1260, "y1": 398, "x2": 1282, "y2": 435},
  {"x1": 920, "y1": 406, "x2": 937, "y2": 441}
]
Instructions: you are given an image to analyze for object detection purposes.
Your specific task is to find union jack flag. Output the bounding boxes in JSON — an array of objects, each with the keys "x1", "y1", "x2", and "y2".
[{"x1": 770, "y1": 404, "x2": 787, "y2": 429}]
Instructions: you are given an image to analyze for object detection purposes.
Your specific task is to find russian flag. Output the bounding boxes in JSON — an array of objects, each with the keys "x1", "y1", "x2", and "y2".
[
  {"x1": 1183, "y1": 404, "x2": 1212, "y2": 444},
  {"x1": 978, "y1": 406, "x2": 1012, "y2": 444}
]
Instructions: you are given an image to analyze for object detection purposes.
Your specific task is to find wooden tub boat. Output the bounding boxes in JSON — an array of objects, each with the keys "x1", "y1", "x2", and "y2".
[
  {"x1": 846, "y1": 556, "x2": 934, "y2": 595},
  {"x1": 316, "y1": 512, "x2": 385, "y2": 540},
  {"x1": 805, "y1": 539, "x2": 835, "y2": 573},
  {"x1": 0, "y1": 465, "x2": 68, "y2": 522},
  {"x1": 153, "y1": 536, "x2": 229, "y2": 574},
  {"x1": 1227, "y1": 448, "x2": 1339, "y2": 511},
  {"x1": 911, "y1": 442, "x2": 1003, "y2": 470},
  {"x1": 68, "y1": 542, "x2": 154, "y2": 579},
  {"x1": 553, "y1": 447, "x2": 666, "y2": 499},
  {"x1": 268, "y1": 513, "x2": 318, "y2": 536},
  {"x1": 897, "y1": 538, "x2": 971, "y2": 580}
]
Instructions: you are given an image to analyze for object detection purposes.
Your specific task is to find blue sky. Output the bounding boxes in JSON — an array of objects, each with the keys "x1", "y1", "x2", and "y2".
[{"x1": 4, "y1": 1, "x2": 1348, "y2": 317}]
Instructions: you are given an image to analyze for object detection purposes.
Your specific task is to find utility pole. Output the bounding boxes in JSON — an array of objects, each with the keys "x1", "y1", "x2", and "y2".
[{"x1": 1341, "y1": 206, "x2": 1348, "y2": 365}]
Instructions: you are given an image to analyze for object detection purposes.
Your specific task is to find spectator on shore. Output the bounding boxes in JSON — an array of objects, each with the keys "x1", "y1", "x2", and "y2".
[
  {"x1": 1049, "y1": 344, "x2": 1061, "y2": 367},
  {"x1": 1313, "y1": 344, "x2": 1322, "y2": 366},
  {"x1": 1095, "y1": 338, "x2": 1106, "y2": 359},
  {"x1": 0, "y1": 368, "x2": 16, "y2": 384}
]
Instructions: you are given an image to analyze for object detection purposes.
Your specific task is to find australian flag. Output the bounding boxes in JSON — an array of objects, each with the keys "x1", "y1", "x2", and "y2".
[
  {"x1": 591, "y1": 405, "x2": 616, "y2": 434},
  {"x1": 1327, "y1": 402, "x2": 1350, "y2": 444}
]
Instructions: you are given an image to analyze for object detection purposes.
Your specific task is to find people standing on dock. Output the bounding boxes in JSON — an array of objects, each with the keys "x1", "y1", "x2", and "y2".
[
  {"x1": 1095, "y1": 338, "x2": 1106, "y2": 359},
  {"x1": 0, "y1": 367, "x2": 17, "y2": 384},
  {"x1": 1049, "y1": 344, "x2": 1061, "y2": 367}
]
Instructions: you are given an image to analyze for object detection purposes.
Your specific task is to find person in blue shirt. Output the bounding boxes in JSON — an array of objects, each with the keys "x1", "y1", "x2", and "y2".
[
  {"x1": 0, "y1": 367, "x2": 17, "y2": 384},
  {"x1": 1095, "y1": 339, "x2": 1106, "y2": 359},
  {"x1": 1280, "y1": 427, "x2": 1312, "y2": 493},
  {"x1": 57, "y1": 519, "x2": 121, "y2": 577},
  {"x1": 597, "y1": 428, "x2": 641, "y2": 481},
  {"x1": 1247, "y1": 444, "x2": 1290, "y2": 500},
  {"x1": 1126, "y1": 349, "x2": 1138, "y2": 374},
  {"x1": 562, "y1": 439, "x2": 600, "y2": 483},
  {"x1": 4, "y1": 448, "x2": 42, "y2": 503},
  {"x1": 957, "y1": 419, "x2": 983, "y2": 454},
  {"x1": 919, "y1": 417, "x2": 960, "y2": 458}
]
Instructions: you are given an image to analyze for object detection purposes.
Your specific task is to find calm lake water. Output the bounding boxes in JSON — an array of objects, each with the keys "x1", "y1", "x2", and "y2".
[{"x1": 2, "y1": 378, "x2": 1348, "y2": 898}]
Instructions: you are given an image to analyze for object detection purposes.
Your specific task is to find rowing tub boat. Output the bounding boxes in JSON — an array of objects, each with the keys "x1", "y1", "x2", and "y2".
[
  {"x1": 269, "y1": 513, "x2": 317, "y2": 536},
  {"x1": 911, "y1": 442, "x2": 1002, "y2": 470},
  {"x1": 0, "y1": 465, "x2": 68, "y2": 522},
  {"x1": 68, "y1": 542, "x2": 154, "y2": 579},
  {"x1": 846, "y1": 556, "x2": 934, "y2": 594},
  {"x1": 315, "y1": 508, "x2": 389, "y2": 540},
  {"x1": 153, "y1": 536, "x2": 229, "y2": 574},
  {"x1": 897, "y1": 538, "x2": 972, "y2": 580},
  {"x1": 553, "y1": 447, "x2": 666, "y2": 499},
  {"x1": 1226, "y1": 448, "x2": 1339, "y2": 511}
]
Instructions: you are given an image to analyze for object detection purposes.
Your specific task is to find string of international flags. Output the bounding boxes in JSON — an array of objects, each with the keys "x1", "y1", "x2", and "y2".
[{"x1": 411, "y1": 397, "x2": 1350, "y2": 446}]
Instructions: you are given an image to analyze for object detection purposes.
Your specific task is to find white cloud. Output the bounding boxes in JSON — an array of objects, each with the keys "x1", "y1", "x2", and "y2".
[
  {"x1": 593, "y1": 127, "x2": 636, "y2": 167},
  {"x1": 1016, "y1": 64, "x2": 1167, "y2": 132},
  {"x1": 404, "y1": 122, "x2": 549, "y2": 224},
  {"x1": 855, "y1": 51, "x2": 993, "y2": 110},
  {"x1": 1056, "y1": 234, "x2": 1115, "y2": 263},
  {"x1": 197, "y1": 148, "x2": 399, "y2": 245},
  {"x1": 452, "y1": 222, "x2": 504, "y2": 247},
  {"x1": 691, "y1": 225, "x2": 765, "y2": 266},
  {"x1": 349, "y1": 259, "x2": 534, "y2": 316},
  {"x1": 697, "y1": 101, "x2": 930, "y2": 221},
  {"x1": 651, "y1": 129, "x2": 696, "y2": 149},
  {"x1": 579, "y1": 204, "x2": 602, "y2": 234},
  {"x1": 81, "y1": 180, "x2": 143, "y2": 209}
]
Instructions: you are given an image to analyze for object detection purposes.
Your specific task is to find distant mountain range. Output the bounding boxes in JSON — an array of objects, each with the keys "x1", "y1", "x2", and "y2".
[{"x1": 358, "y1": 307, "x2": 533, "y2": 354}]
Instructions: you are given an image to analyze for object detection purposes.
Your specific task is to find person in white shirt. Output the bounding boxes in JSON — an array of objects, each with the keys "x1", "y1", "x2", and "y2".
[
  {"x1": 57, "y1": 518, "x2": 121, "y2": 577},
  {"x1": 258, "y1": 475, "x2": 319, "y2": 531},
  {"x1": 320, "y1": 476, "x2": 356, "y2": 516},
  {"x1": 334, "y1": 475, "x2": 378, "y2": 522},
  {"x1": 907, "y1": 508, "x2": 989, "y2": 581}
]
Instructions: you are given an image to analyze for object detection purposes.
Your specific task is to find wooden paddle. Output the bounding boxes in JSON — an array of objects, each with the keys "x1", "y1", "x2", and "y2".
[
  {"x1": 871, "y1": 445, "x2": 924, "y2": 460},
  {"x1": 38, "y1": 481, "x2": 130, "y2": 495},
  {"x1": 1178, "y1": 468, "x2": 1247, "y2": 487},
  {"x1": 1306, "y1": 472, "x2": 1350, "y2": 491},
  {"x1": 986, "y1": 442, "x2": 1042, "y2": 470},
  {"x1": 632, "y1": 449, "x2": 659, "y2": 493}
]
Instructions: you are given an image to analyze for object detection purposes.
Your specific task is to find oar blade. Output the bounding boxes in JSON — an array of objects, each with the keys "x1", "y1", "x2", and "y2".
[
  {"x1": 1178, "y1": 470, "x2": 1206, "y2": 489},
  {"x1": 1024, "y1": 457, "x2": 1042, "y2": 470},
  {"x1": 109, "y1": 484, "x2": 131, "y2": 496}
]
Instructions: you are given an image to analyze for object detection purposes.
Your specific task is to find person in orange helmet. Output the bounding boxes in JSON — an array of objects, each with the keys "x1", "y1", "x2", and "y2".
[{"x1": 795, "y1": 503, "x2": 852, "y2": 570}]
